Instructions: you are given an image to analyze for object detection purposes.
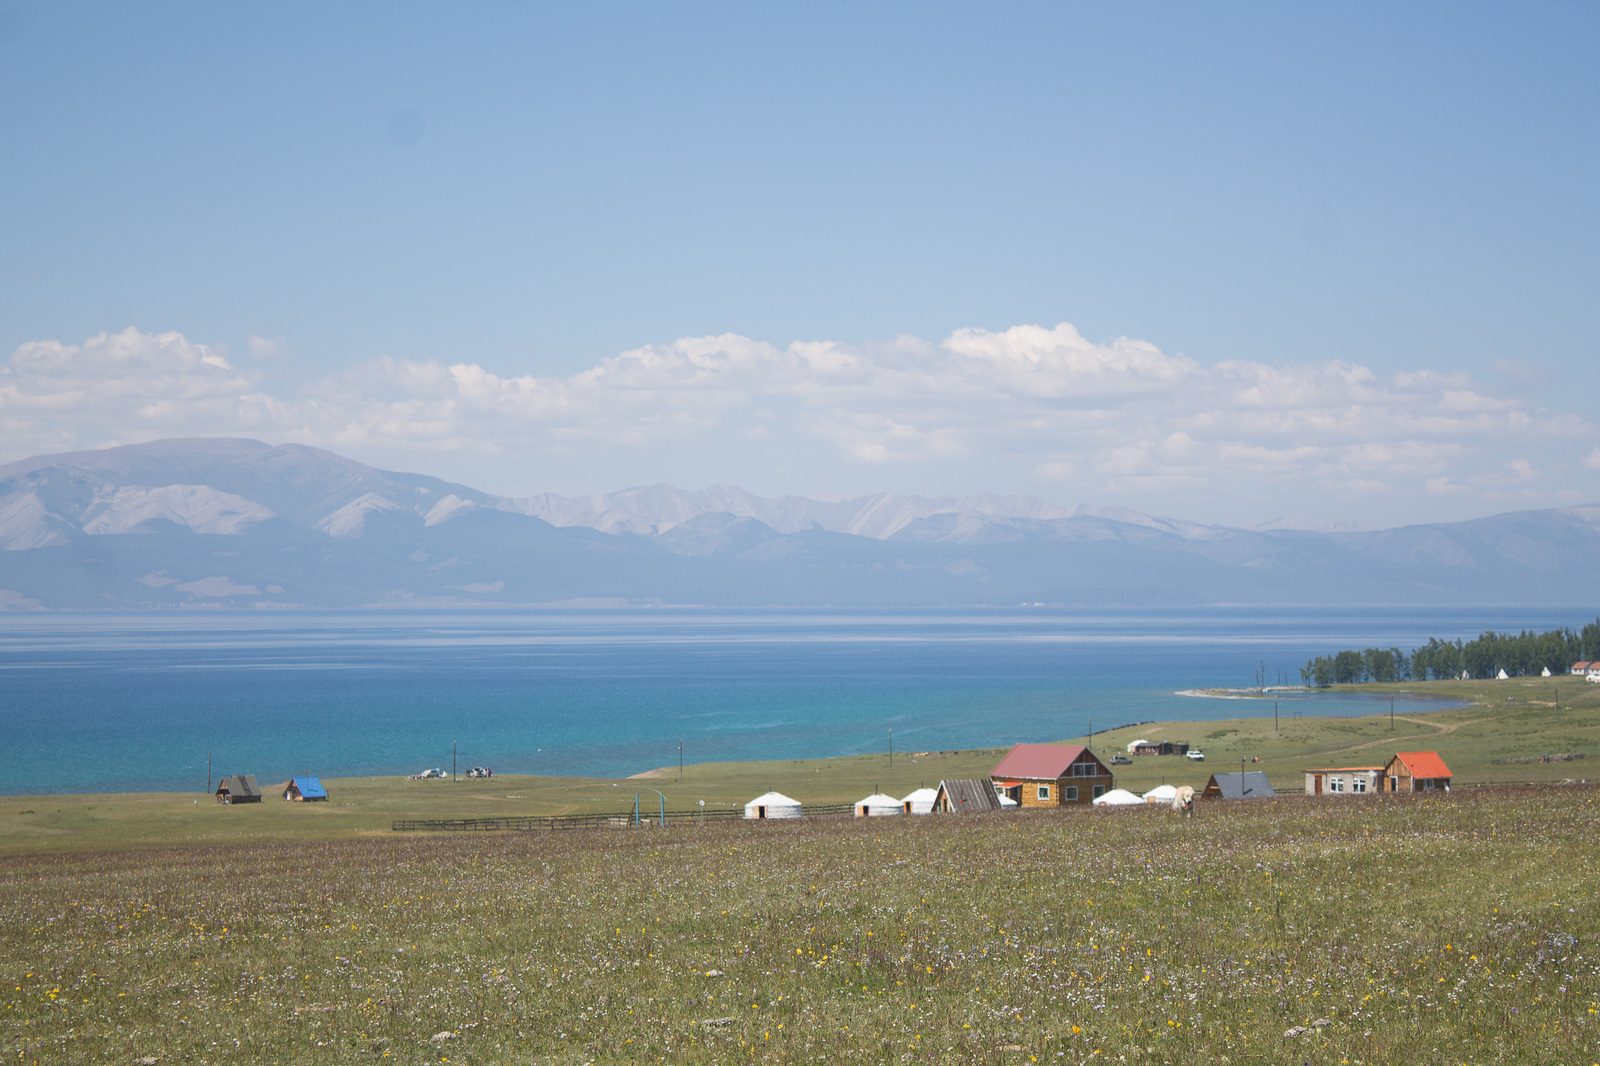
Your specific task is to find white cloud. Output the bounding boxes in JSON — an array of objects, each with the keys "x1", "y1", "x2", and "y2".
[
  {"x1": 0, "y1": 328, "x2": 282, "y2": 453},
  {"x1": 1, "y1": 323, "x2": 1595, "y2": 517}
]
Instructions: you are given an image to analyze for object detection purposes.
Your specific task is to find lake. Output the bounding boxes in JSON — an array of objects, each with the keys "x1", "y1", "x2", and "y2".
[{"x1": 0, "y1": 606, "x2": 1586, "y2": 794}]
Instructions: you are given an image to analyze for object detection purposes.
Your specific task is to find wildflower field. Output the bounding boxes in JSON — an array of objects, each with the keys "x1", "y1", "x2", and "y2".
[{"x1": 4, "y1": 786, "x2": 1597, "y2": 1066}]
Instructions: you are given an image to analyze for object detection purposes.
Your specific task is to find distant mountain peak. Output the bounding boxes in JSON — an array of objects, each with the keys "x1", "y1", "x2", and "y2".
[
  {"x1": 1253, "y1": 514, "x2": 1374, "y2": 533},
  {"x1": 3, "y1": 437, "x2": 1599, "y2": 608}
]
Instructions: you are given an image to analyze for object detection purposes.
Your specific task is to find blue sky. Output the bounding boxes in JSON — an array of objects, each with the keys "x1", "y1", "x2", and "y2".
[{"x1": 2, "y1": 1, "x2": 1597, "y2": 526}]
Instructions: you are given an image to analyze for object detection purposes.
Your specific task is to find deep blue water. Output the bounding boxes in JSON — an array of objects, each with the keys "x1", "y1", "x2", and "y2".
[{"x1": 0, "y1": 607, "x2": 1588, "y2": 795}]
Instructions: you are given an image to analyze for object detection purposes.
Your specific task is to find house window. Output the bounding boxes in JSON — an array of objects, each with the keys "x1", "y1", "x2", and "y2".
[
  {"x1": 1037, "y1": 784, "x2": 1051, "y2": 801},
  {"x1": 1071, "y1": 762, "x2": 1099, "y2": 777},
  {"x1": 1092, "y1": 784, "x2": 1106, "y2": 799},
  {"x1": 1352, "y1": 776, "x2": 1367, "y2": 793},
  {"x1": 1064, "y1": 786, "x2": 1078, "y2": 801},
  {"x1": 1328, "y1": 776, "x2": 1344, "y2": 793}
]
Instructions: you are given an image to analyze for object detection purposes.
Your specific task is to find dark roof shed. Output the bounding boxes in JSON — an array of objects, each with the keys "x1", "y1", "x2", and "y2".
[
  {"x1": 1203, "y1": 771, "x2": 1275, "y2": 800},
  {"x1": 935, "y1": 779, "x2": 1003, "y2": 813}
]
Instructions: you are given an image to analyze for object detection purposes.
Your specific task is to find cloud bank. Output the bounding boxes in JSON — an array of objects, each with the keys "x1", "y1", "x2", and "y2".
[{"x1": 1, "y1": 324, "x2": 1593, "y2": 518}]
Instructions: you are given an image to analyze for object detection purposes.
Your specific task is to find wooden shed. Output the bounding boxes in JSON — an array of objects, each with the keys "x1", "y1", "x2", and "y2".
[
  {"x1": 283, "y1": 776, "x2": 328, "y2": 801},
  {"x1": 932, "y1": 779, "x2": 1004, "y2": 813},
  {"x1": 1302, "y1": 765, "x2": 1383, "y2": 796},
  {"x1": 1202, "y1": 771, "x2": 1275, "y2": 800},
  {"x1": 990, "y1": 742, "x2": 1115, "y2": 807},
  {"x1": 1384, "y1": 751, "x2": 1452, "y2": 793},
  {"x1": 215, "y1": 774, "x2": 262, "y2": 804}
]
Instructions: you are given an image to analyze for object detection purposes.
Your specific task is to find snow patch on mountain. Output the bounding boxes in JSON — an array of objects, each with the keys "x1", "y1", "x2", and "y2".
[
  {"x1": 316, "y1": 493, "x2": 404, "y2": 539},
  {"x1": 0, "y1": 492, "x2": 73, "y2": 550},
  {"x1": 80, "y1": 485, "x2": 274, "y2": 535},
  {"x1": 424, "y1": 494, "x2": 476, "y2": 526}
]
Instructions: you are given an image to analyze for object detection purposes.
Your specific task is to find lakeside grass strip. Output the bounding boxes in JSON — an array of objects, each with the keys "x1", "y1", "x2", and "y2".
[
  {"x1": 3, "y1": 786, "x2": 1596, "y2": 1065},
  {"x1": 6, "y1": 674, "x2": 1599, "y2": 858}
]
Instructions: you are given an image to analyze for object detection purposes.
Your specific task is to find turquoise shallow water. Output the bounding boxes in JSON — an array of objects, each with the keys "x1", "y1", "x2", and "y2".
[{"x1": 0, "y1": 606, "x2": 1582, "y2": 795}]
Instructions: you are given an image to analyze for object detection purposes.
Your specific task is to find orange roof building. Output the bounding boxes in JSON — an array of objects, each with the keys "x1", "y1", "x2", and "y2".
[{"x1": 1384, "y1": 751, "x2": 1452, "y2": 793}]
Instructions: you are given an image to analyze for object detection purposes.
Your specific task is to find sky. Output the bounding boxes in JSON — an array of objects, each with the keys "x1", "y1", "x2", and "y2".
[{"x1": 2, "y1": 1, "x2": 1598, "y2": 528}]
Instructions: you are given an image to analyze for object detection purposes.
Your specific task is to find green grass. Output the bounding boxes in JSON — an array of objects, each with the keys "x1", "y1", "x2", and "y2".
[{"x1": 3, "y1": 787, "x2": 1598, "y2": 1065}]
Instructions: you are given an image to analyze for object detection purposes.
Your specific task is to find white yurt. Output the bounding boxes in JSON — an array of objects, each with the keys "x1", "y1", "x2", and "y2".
[
  {"x1": 1142, "y1": 784, "x2": 1179, "y2": 805},
  {"x1": 743, "y1": 791, "x2": 803, "y2": 820},
  {"x1": 854, "y1": 793, "x2": 903, "y2": 817},
  {"x1": 1127, "y1": 738, "x2": 1150, "y2": 754},
  {"x1": 1092, "y1": 788, "x2": 1146, "y2": 807},
  {"x1": 900, "y1": 787, "x2": 938, "y2": 815}
]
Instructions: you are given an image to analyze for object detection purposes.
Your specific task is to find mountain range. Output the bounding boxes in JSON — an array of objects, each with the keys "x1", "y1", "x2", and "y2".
[{"x1": 2, "y1": 438, "x2": 1598, "y2": 608}]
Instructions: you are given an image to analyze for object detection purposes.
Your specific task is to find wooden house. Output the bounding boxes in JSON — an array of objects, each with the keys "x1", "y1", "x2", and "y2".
[
  {"x1": 1302, "y1": 765, "x2": 1383, "y2": 796},
  {"x1": 214, "y1": 774, "x2": 262, "y2": 804},
  {"x1": 932, "y1": 779, "x2": 1003, "y2": 814},
  {"x1": 990, "y1": 743, "x2": 1114, "y2": 807},
  {"x1": 1132, "y1": 740, "x2": 1189, "y2": 757},
  {"x1": 1384, "y1": 751, "x2": 1452, "y2": 793},
  {"x1": 283, "y1": 776, "x2": 328, "y2": 801}
]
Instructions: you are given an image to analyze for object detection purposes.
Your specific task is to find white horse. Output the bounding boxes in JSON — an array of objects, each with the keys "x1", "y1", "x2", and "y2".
[{"x1": 1171, "y1": 785, "x2": 1196, "y2": 816}]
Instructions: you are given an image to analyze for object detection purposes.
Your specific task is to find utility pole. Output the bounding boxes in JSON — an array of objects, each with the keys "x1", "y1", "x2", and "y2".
[
  {"x1": 889, "y1": 728, "x2": 893, "y2": 768},
  {"x1": 206, "y1": 751, "x2": 211, "y2": 795},
  {"x1": 1390, "y1": 695, "x2": 1394, "y2": 731},
  {"x1": 679, "y1": 739, "x2": 684, "y2": 779},
  {"x1": 1274, "y1": 699, "x2": 1279, "y2": 734},
  {"x1": 453, "y1": 741, "x2": 457, "y2": 782}
]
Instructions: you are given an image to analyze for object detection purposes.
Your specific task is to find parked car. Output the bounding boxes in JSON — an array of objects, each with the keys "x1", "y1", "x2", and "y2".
[
  {"x1": 1110, "y1": 755, "x2": 1133, "y2": 765},
  {"x1": 1185, "y1": 750, "x2": 1206, "y2": 761}
]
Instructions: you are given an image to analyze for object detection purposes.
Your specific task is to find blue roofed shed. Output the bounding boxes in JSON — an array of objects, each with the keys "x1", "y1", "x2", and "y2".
[{"x1": 284, "y1": 777, "x2": 328, "y2": 802}]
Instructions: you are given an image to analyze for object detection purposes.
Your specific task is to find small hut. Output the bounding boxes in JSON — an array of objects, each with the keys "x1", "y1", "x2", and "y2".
[
  {"x1": 1202, "y1": 771, "x2": 1275, "y2": 800},
  {"x1": 743, "y1": 791, "x2": 802, "y2": 820},
  {"x1": 1302, "y1": 766, "x2": 1382, "y2": 796},
  {"x1": 1092, "y1": 788, "x2": 1145, "y2": 807},
  {"x1": 932, "y1": 779, "x2": 1003, "y2": 814},
  {"x1": 854, "y1": 792, "x2": 902, "y2": 817},
  {"x1": 901, "y1": 787, "x2": 938, "y2": 815},
  {"x1": 284, "y1": 777, "x2": 328, "y2": 802},
  {"x1": 215, "y1": 774, "x2": 262, "y2": 804},
  {"x1": 1384, "y1": 751, "x2": 1452, "y2": 793}
]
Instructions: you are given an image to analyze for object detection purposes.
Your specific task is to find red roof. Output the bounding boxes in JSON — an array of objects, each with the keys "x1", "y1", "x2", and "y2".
[
  {"x1": 991, "y1": 743, "x2": 1095, "y2": 781},
  {"x1": 1392, "y1": 751, "x2": 1452, "y2": 779}
]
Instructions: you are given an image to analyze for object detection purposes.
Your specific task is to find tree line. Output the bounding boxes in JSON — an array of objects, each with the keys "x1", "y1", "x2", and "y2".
[{"x1": 1301, "y1": 619, "x2": 1600, "y2": 687}]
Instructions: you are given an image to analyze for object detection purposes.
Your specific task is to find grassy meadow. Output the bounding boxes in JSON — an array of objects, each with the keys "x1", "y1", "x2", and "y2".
[{"x1": 4, "y1": 787, "x2": 1598, "y2": 1065}]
